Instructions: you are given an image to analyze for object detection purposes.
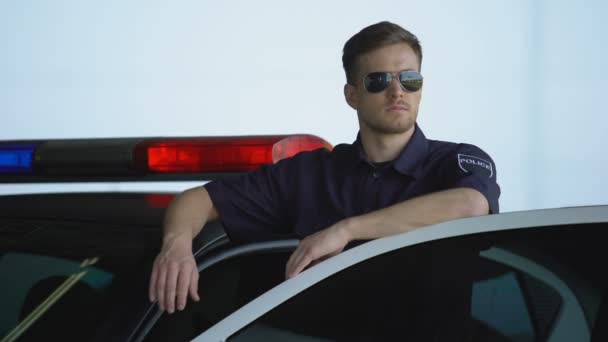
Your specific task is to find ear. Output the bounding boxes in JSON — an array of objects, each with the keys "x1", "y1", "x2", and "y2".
[{"x1": 344, "y1": 84, "x2": 358, "y2": 110}]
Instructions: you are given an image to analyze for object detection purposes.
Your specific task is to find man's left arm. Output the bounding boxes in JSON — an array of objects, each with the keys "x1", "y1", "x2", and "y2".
[
  {"x1": 285, "y1": 188, "x2": 488, "y2": 278},
  {"x1": 286, "y1": 144, "x2": 500, "y2": 278}
]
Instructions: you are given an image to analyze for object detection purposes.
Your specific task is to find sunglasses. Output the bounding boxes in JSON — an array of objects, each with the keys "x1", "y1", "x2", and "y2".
[{"x1": 363, "y1": 70, "x2": 423, "y2": 93}]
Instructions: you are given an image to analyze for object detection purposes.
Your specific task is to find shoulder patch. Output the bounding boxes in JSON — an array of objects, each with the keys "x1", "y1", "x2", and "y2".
[{"x1": 458, "y1": 154, "x2": 493, "y2": 178}]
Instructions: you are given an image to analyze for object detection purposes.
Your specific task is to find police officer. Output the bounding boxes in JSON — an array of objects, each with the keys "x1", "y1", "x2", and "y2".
[{"x1": 149, "y1": 21, "x2": 500, "y2": 323}]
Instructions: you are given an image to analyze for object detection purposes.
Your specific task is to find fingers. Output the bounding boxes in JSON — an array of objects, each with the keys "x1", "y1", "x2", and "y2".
[
  {"x1": 149, "y1": 261, "x2": 159, "y2": 302},
  {"x1": 164, "y1": 263, "x2": 180, "y2": 313},
  {"x1": 175, "y1": 266, "x2": 192, "y2": 311},
  {"x1": 156, "y1": 263, "x2": 168, "y2": 311},
  {"x1": 285, "y1": 228, "x2": 348, "y2": 279},
  {"x1": 285, "y1": 246, "x2": 300, "y2": 278},
  {"x1": 189, "y1": 267, "x2": 200, "y2": 302},
  {"x1": 150, "y1": 253, "x2": 200, "y2": 314},
  {"x1": 292, "y1": 251, "x2": 312, "y2": 277},
  {"x1": 308, "y1": 259, "x2": 322, "y2": 268},
  {"x1": 286, "y1": 244, "x2": 313, "y2": 279},
  {"x1": 327, "y1": 247, "x2": 344, "y2": 258}
]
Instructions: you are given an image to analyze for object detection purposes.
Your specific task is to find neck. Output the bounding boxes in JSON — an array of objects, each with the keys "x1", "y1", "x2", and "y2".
[{"x1": 359, "y1": 126, "x2": 415, "y2": 163}]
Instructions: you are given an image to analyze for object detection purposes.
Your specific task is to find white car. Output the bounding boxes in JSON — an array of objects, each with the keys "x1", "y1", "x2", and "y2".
[{"x1": 1, "y1": 137, "x2": 606, "y2": 341}]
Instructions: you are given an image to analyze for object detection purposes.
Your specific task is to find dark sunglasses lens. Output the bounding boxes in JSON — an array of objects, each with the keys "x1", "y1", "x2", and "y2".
[
  {"x1": 364, "y1": 72, "x2": 391, "y2": 93},
  {"x1": 399, "y1": 71, "x2": 423, "y2": 92}
]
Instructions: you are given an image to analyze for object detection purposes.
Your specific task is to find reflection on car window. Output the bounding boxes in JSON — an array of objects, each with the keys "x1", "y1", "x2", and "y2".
[
  {"x1": 472, "y1": 267, "x2": 536, "y2": 341},
  {"x1": 227, "y1": 223, "x2": 606, "y2": 342},
  {"x1": 0, "y1": 253, "x2": 113, "y2": 342}
]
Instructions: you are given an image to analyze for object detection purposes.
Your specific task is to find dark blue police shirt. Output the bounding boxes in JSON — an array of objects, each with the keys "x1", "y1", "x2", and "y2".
[{"x1": 205, "y1": 125, "x2": 500, "y2": 243}]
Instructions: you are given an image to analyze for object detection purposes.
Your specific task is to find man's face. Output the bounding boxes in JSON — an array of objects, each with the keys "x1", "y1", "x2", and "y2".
[{"x1": 344, "y1": 43, "x2": 422, "y2": 136}]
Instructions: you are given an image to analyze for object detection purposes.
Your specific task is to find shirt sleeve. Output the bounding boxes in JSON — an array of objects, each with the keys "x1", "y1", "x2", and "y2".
[
  {"x1": 438, "y1": 144, "x2": 501, "y2": 214},
  {"x1": 204, "y1": 161, "x2": 292, "y2": 243}
]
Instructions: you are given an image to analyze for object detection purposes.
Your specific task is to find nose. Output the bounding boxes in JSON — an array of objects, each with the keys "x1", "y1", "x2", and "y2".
[{"x1": 386, "y1": 76, "x2": 404, "y2": 98}]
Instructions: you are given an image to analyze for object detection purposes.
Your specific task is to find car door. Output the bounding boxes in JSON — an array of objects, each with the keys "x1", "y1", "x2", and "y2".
[{"x1": 190, "y1": 206, "x2": 608, "y2": 342}]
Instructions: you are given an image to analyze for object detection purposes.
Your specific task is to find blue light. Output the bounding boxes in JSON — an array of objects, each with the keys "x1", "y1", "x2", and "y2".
[{"x1": 0, "y1": 144, "x2": 37, "y2": 173}]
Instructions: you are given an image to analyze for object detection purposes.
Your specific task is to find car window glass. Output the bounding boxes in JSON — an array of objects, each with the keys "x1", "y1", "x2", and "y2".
[
  {"x1": 0, "y1": 217, "x2": 160, "y2": 342},
  {"x1": 227, "y1": 223, "x2": 605, "y2": 342},
  {"x1": 472, "y1": 260, "x2": 537, "y2": 341},
  {"x1": 0, "y1": 252, "x2": 114, "y2": 342},
  {"x1": 231, "y1": 241, "x2": 480, "y2": 341}
]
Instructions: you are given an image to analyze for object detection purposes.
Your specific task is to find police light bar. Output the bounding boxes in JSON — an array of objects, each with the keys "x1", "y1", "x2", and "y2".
[
  {"x1": 0, "y1": 135, "x2": 332, "y2": 183},
  {"x1": 0, "y1": 144, "x2": 37, "y2": 173},
  {"x1": 143, "y1": 135, "x2": 330, "y2": 172}
]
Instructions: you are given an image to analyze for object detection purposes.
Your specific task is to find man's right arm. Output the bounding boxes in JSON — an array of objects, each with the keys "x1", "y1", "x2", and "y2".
[{"x1": 148, "y1": 185, "x2": 219, "y2": 313}]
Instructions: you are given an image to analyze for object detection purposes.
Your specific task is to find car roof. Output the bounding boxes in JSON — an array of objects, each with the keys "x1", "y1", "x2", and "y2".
[{"x1": 0, "y1": 192, "x2": 167, "y2": 226}]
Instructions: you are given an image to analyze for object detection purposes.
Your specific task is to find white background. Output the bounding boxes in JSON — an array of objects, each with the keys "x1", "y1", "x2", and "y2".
[{"x1": 1, "y1": 0, "x2": 607, "y2": 212}]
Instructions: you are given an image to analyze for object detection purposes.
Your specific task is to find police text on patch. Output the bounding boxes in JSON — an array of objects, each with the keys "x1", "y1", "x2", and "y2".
[{"x1": 457, "y1": 154, "x2": 493, "y2": 178}]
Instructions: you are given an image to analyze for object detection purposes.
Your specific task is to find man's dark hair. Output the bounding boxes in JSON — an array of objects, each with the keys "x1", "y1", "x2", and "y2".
[{"x1": 342, "y1": 21, "x2": 423, "y2": 85}]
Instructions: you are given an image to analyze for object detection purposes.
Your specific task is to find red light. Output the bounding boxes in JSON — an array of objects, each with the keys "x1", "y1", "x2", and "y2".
[
  {"x1": 272, "y1": 135, "x2": 333, "y2": 163},
  {"x1": 142, "y1": 135, "x2": 332, "y2": 173},
  {"x1": 145, "y1": 194, "x2": 175, "y2": 208}
]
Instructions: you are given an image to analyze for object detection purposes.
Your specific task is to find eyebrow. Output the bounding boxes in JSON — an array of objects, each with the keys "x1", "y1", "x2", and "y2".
[{"x1": 367, "y1": 68, "x2": 420, "y2": 74}]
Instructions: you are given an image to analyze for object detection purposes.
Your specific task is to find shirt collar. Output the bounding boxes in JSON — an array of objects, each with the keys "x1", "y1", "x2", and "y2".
[{"x1": 351, "y1": 124, "x2": 428, "y2": 178}]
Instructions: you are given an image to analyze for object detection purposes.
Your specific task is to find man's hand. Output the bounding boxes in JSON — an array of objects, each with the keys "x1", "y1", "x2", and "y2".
[
  {"x1": 149, "y1": 236, "x2": 200, "y2": 313},
  {"x1": 285, "y1": 220, "x2": 352, "y2": 279}
]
